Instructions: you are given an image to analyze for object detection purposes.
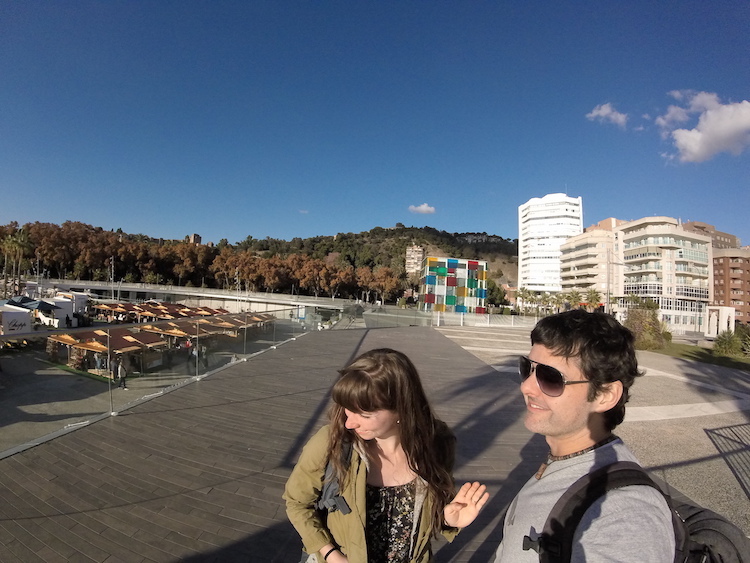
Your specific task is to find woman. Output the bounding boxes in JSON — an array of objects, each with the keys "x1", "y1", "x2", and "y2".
[{"x1": 284, "y1": 348, "x2": 489, "y2": 563}]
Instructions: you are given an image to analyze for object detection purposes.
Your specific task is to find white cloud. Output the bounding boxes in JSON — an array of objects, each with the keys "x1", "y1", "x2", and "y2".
[
  {"x1": 655, "y1": 105, "x2": 689, "y2": 135},
  {"x1": 298, "y1": 209, "x2": 309, "y2": 214},
  {"x1": 586, "y1": 103, "x2": 628, "y2": 128},
  {"x1": 408, "y1": 203, "x2": 435, "y2": 214},
  {"x1": 671, "y1": 100, "x2": 750, "y2": 162},
  {"x1": 656, "y1": 91, "x2": 750, "y2": 162},
  {"x1": 688, "y1": 91, "x2": 721, "y2": 113},
  {"x1": 668, "y1": 90, "x2": 685, "y2": 101}
]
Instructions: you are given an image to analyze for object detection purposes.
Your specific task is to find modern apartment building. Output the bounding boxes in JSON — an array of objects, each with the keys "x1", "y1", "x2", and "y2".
[
  {"x1": 615, "y1": 217, "x2": 712, "y2": 333},
  {"x1": 560, "y1": 218, "x2": 628, "y2": 309},
  {"x1": 405, "y1": 244, "x2": 425, "y2": 275},
  {"x1": 682, "y1": 221, "x2": 740, "y2": 249},
  {"x1": 560, "y1": 229, "x2": 618, "y2": 298},
  {"x1": 518, "y1": 193, "x2": 583, "y2": 294},
  {"x1": 712, "y1": 247, "x2": 750, "y2": 325},
  {"x1": 418, "y1": 256, "x2": 488, "y2": 314}
]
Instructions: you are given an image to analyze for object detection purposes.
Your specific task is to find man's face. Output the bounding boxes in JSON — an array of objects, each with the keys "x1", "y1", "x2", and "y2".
[{"x1": 520, "y1": 343, "x2": 603, "y2": 455}]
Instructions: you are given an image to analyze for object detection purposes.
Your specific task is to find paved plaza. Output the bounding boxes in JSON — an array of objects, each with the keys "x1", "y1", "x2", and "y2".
[{"x1": 0, "y1": 325, "x2": 748, "y2": 561}]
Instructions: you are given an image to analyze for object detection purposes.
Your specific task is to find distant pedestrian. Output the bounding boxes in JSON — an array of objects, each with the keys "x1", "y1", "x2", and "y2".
[
  {"x1": 118, "y1": 361, "x2": 128, "y2": 390},
  {"x1": 200, "y1": 345, "x2": 208, "y2": 368}
]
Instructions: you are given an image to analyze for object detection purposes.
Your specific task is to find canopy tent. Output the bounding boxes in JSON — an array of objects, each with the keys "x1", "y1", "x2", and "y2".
[
  {"x1": 49, "y1": 327, "x2": 168, "y2": 355},
  {"x1": 23, "y1": 300, "x2": 61, "y2": 312}
]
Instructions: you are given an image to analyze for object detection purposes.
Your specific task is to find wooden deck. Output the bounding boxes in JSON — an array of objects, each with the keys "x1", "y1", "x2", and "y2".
[{"x1": 0, "y1": 326, "x2": 541, "y2": 562}]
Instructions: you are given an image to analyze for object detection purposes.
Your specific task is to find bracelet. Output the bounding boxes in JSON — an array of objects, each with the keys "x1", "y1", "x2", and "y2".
[{"x1": 323, "y1": 546, "x2": 338, "y2": 560}]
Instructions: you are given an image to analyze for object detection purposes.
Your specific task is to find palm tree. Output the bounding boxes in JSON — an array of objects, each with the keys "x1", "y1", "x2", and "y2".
[
  {"x1": 516, "y1": 287, "x2": 532, "y2": 314},
  {"x1": 586, "y1": 288, "x2": 603, "y2": 312},
  {"x1": 567, "y1": 290, "x2": 583, "y2": 310},
  {"x1": 539, "y1": 292, "x2": 553, "y2": 316},
  {"x1": 2, "y1": 230, "x2": 32, "y2": 297},
  {"x1": 1, "y1": 234, "x2": 14, "y2": 298},
  {"x1": 551, "y1": 292, "x2": 566, "y2": 313}
]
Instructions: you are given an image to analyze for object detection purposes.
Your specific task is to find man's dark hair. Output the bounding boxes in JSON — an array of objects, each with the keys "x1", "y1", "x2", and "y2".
[{"x1": 531, "y1": 309, "x2": 643, "y2": 431}]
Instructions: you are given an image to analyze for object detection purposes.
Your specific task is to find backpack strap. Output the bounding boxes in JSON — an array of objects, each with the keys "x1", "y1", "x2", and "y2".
[
  {"x1": 524, "y1": 461, "x2": 686, "y2": 563},
  {"x1": 314, "y1": 440, "x2": 353, "y2": 515}
]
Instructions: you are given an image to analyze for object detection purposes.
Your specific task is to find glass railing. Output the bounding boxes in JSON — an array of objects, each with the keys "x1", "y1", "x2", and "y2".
[
  {"x1": 0, "y1": 306, "x2": 325, "y2": 457},
  {"x1": 0, "y1": 302, "x2": 538, "y2": 457},
  {"x1": 360, "y1": 305, "x2": 538, "y2": 328}
]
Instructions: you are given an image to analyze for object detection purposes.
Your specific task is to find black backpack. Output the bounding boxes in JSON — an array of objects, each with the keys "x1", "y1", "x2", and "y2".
[
  {"x1": 523, "y1": 461, "x2": 750, "y2": 563},
  {"x1": 298, "y1": 441, "x2": 353, "y2": 563},
  {"x1": 313, "y1": 440, "x2": 353, "y2": 515}
]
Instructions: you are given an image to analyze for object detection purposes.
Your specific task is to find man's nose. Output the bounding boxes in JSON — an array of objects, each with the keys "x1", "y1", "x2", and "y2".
[{"x1": 520, "y1": 368, "x2": 537, "y2": 394}]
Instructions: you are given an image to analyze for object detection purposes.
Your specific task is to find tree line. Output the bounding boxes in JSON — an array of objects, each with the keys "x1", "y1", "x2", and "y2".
[
  {"x1": 1, "y1": 221, "x2": 517, "y2": 303},
  {"x1": 515, "y1": 287, "x2": 608, "y2": 315}
]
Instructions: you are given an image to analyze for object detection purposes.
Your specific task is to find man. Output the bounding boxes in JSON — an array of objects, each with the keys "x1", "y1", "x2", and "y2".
[{"x1": 494, "y1": 309, "x2": 675, "y2": 562}]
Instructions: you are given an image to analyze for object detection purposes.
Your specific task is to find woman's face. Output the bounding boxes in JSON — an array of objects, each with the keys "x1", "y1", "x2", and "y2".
[{"x1": 343, "y1": 408, "x2": 400, "y2": 441}]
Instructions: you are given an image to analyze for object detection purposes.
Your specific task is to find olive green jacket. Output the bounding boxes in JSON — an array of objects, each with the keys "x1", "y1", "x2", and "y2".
[{"x1": 283, "y1": 425, "x2": 459, "y2": 563}]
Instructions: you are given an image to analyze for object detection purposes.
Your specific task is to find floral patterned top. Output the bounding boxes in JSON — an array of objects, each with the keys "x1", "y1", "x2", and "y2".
[{"x1": 365, "y1": 479, "x2": 417, "y2": 562}]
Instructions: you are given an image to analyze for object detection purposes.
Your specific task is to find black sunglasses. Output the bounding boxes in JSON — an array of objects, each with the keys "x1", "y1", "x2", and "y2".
[{"x1": 519, "y1": 356, "x2": 590, "y2": 397}]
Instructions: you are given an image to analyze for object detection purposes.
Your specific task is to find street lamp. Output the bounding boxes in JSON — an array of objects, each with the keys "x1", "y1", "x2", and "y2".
[{"x1": 606, "y1": 248, "x2": 625, "y2": 316}]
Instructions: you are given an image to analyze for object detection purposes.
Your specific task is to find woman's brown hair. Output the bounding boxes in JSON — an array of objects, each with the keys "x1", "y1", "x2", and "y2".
[{"x1": 327, "y1": 348, "x2": 455, "y2": 536}]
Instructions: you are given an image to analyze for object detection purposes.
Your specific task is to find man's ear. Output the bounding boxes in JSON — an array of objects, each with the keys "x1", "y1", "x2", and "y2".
[{"x1": 593, "y1": 380, "x2": 623, "y2": 412}]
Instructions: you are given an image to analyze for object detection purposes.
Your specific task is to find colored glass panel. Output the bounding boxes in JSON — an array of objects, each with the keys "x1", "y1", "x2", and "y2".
[
  {"x1": 467, "y1": 278, "x2": 477, "y2": 289},
  {"x1": 424, "y1": 294, "x2": 436, "y2": 303},
  {"x1": 445, "y1": 295, "x2": 456, "y2": 305},
  {"x1": 457, "y1": 287, "x2": 468, "y2": 297},
  {"x1": 455, "y1": 305, "x2": 467, "y2": 313},
  {"x1": 425, "y1": 275, "x2": 436, "y2": 285},
  {"x1": 468, "y1": 261, "x2": 478, "y2": 270},
  {"x1": 476, "y1": 307, "x2": 486, "y2": 314},
  {"x1": 437, "y1": 267, "x2": 448, "y2": 276},
  {"x1": 435, "y1": 303, "x2": 446, "y2": 312},
  {"x1": 447, "y1": 277, "x2": 457, "y2": 287}
]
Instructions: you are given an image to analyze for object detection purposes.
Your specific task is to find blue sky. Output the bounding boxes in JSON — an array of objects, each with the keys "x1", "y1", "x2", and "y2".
[{"x1": 1, "y1": 1, "x2": 748, "y2": 246}]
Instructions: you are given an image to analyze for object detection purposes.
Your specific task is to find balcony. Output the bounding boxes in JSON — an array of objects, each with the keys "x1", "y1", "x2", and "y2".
[{"x1": 624, "y1": 251, "x2": 662, "y2": 262}]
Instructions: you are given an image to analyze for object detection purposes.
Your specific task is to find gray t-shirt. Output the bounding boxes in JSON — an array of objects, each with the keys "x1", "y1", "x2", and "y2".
[{"x1": 494, "y1": 438, "x2": 675, "y2": 563}]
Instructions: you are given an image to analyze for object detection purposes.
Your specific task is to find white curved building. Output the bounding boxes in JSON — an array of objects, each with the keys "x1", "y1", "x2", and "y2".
[{"x1": 518, "y1": 193, "x2": 583, "y2": 293}]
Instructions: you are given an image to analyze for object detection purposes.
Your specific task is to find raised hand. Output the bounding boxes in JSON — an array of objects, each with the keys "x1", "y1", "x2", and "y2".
[{"x1": 444, "y1": 481, "x2": 490, "y2": 528}]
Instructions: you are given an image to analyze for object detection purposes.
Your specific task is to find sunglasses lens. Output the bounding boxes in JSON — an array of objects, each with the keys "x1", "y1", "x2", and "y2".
[
  {"x1": 536, "y1": 363, "x2": 565, "y2": 397},
  {"x1": 519, "y1": 356, "x2": 532, "y2": 381}
]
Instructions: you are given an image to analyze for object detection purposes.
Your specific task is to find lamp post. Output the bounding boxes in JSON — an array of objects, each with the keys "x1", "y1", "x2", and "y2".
[
  {"x1": 110, "y1": 256, "x2": 115, "y2": 301},
  {"x1": 606, "y1": 248, "x2": 625, "y2": 316}
]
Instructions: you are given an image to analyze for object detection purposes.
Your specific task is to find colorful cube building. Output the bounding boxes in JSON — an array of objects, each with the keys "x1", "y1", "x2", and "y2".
[{"x1": 418, "y1": 256, "x2": 489, "y2": 314}]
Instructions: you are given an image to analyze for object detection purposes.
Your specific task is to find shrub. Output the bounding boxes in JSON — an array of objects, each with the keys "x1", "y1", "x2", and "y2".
[
  {"x1": 660, "y1": 321, "x2": 672, "y2": 344},
  {"x1": 713, "y1": 330, "x2": 743, "y2": 357},
  {"x1": 735, "y1": 323, "x2": 750, "y2": 341},
  {"x1": 742, "y1": 336, "x2": 750, "y2": 357},
  {"x1": 624, "y1": 307, "x2": 665, "y2": 350}
]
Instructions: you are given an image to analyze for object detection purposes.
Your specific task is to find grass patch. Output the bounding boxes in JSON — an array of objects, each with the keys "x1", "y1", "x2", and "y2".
[
  {"x1": 38, "y1": 358, "x2": 115, "y2": 383},
  {"x1": 653, "y1": 342, "x2": 750, "y2": 373}
]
